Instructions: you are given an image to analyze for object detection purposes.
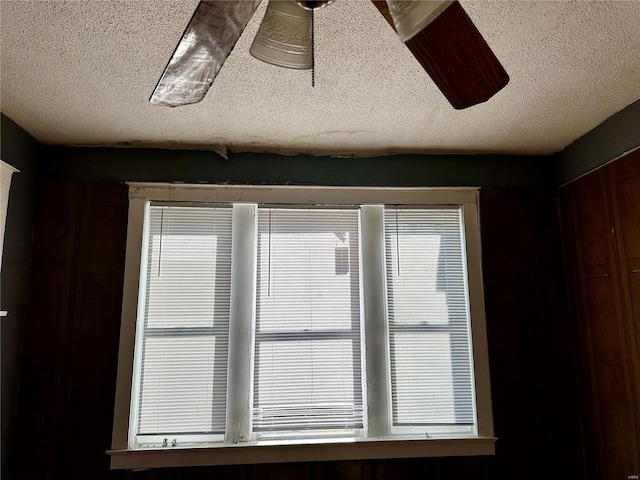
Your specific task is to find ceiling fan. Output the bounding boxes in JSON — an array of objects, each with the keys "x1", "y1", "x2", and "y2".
[{"x1": 149, "y1": 0, "x2": 509, "y2": 110}]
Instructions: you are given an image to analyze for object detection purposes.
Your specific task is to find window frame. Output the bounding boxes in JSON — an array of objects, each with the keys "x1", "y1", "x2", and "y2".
[{"x1": 109, "y1": 183, "x2": 494, "y2": 470}]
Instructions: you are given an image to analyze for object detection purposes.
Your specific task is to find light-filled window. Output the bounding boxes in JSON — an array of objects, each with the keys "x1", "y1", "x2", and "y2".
[
  {"x1": 253, "y1": 208, "x2": 363, "y2": 436},
  {"x1": 133, "y1": 206, "x2": 232, "y2": 444},
  {"x1": 110, "y1": 184, "x2": 493, "y2": 469},
  {"x1": 384, "y1": 208, "x2": 474, "y2": 436}
]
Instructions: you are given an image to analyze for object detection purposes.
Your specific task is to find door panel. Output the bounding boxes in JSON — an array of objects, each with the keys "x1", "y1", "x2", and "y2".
[{"x1": 561, "y1": 152, "x2": 640, "y2": 478}]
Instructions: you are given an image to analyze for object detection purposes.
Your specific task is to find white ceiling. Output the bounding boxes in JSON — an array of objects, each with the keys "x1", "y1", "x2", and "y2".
[{"x1": 1, "y1": 0, "x2": 639, "y2": 157}]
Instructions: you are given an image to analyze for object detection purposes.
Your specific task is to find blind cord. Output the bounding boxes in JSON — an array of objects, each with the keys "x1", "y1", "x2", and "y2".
[
  {"x1": 158, "y1": 206, "x2": 165, "y2": 277},
  {"x1": 268, "y1": 209, "x2": 272, "y2": 297},
  {"x1": 395, "y1": 206, "x2": 400, "y2": 276}
]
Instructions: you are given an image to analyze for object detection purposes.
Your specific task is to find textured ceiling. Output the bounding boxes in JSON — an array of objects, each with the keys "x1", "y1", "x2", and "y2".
[{"x1": 1, "y1": 0, "x2": 639, "y2": 157}]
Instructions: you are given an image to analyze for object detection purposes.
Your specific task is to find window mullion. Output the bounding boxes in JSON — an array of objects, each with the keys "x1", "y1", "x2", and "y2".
[
  {"x1": 225, "y1": 204, "x2": 258, "y2": 443},
  {"x1": 360, "y1": 205, "x2": 391, "y2": 437}
]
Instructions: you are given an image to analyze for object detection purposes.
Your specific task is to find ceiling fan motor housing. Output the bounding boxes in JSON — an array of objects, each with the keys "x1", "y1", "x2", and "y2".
[{"x1": 296, "y1": 0, "x2": 335, "y2": 11}]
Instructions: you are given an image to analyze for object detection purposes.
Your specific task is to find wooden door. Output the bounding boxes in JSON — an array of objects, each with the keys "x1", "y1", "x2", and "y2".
[
  {"x1": 607, "y1": 150, "x2": 640, "y2": 470},
  {"x1": 561, "y1": 150, "x2": 640, "y2": 479}
]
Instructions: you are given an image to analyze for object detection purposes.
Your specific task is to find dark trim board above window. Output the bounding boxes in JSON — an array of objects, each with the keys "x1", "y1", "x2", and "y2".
[{"x1": 109, "y1": 184, "x2": 494, "y2": 470}]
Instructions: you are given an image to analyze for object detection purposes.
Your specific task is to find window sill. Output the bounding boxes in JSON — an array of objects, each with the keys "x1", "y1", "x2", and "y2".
[{"x1": 108, "y1": 436, "x2": 496, "y2": 470}]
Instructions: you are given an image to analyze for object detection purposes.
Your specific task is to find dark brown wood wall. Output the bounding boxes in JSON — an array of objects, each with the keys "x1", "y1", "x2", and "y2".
[
  {"x1": 9, "y1": 183, "x2": 583, "y2": 480},
  {"x1": 560, "y1": 150, "x2": 640, "y2": 480}
]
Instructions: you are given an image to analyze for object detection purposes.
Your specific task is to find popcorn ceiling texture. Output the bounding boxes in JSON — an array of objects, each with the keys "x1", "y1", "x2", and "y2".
[{"x1": 1, "y1": 0, "x2": 639, "y2": 156}]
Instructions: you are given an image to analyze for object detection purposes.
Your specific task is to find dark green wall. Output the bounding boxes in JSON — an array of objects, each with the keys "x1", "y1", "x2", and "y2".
[
  {"x1": 554, "y1": 98, "x2": 640, "y2": 185},
  {"x1": 0, "y1": 113, "x2": 37, "y2": 478},
  {"x1": 38, "y1": 146, "x2": 555, "y2": 187}
]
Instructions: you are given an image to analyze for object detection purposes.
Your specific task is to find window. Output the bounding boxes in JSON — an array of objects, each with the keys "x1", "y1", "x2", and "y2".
[
  {"x1": 110, "y1": 184, "x2": 493, "y2": 469},
  {"x1": 134, "y1": 205, "x2": 232, "y2": 444},
  {"x1": 253, "y1": 208, "x2": 363, "y2": 436},
  {"x1": 384, "y1": 208, "x2": 474, "y2": 435}
]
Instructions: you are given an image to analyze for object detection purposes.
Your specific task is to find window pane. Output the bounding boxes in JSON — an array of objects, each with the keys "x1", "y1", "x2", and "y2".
[
  {"x1": 136, "y1": 205, "x2": 232, "y2": 436},
  {"x1": 254, "y1": 339, "x2": 360, "y2": 430},
  {"x1": 144, "y1": 206, "x2": 232, "y2": 329},
  {"x1": 138, "y1": 335, "x2": 228, "y2": 434},
  {"x1": 385, "y1": 208, "x2": 475, "y2": 428},
  {"x1": 254, "y1": 208, "x2": 363, "y2": 433}
]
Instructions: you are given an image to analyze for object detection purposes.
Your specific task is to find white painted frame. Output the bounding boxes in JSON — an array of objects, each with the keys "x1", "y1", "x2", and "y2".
[
  {"x1": 110, "y1": 183, "x2": 494, "y2": 470},
  {"x1": 0, "y1": 160, "x2": 19, "y2": 274},
  {"x1": 225, "y1": 204, "x2": 258, "y2": 443}
]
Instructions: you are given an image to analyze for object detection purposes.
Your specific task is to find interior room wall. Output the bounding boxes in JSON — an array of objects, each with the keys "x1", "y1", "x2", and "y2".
[
  {"x1": 7, "y1": 142, "x2": 583, "y2": 479},
  {"x1": 0, "y1": 113, "x2": 37, "y2": 479}
]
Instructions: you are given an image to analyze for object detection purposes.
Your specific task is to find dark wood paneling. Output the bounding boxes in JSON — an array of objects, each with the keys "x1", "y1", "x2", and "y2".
[
  {"x1": 251, "y1": 462, "x2": 312, "y2": 480},
  {"x1": 12, "y1": 182, "x2": 128, "y2": 480},
  {"x1": 585, "y1": 276, "x2": 622, "y2": 358},
  {"x1": 11, "y1": 183, "x2": 583, "y2": 480},
  {"x1": 187, "y1": 465, "x2": 250, "y2": 480},
  {"x1": 57, "y1": 183, "x2": 130, "y2": 479},
  {"x1": 315, "y1": 460, "x2": 369, "y2": 480},
  {"x1": 560, "y1": 149, "x2": 640, "y2": 479},
  {"x1": 373, "y1": 457, "x2": 437, "y2": 480},
  {"x1": 607, "y1": 149, "x2": 640, "y2": 471},
  {"x1": 13, "y1": 182, "x2": 82, "y2": 479},
  {"x1": 480, "y1": 188, "x2": 583, "y2": 480}
]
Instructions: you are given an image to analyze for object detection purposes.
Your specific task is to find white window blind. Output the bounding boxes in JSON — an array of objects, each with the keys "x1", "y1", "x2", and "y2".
[
  {"x1": 253, "y1": 208, "x2": 363, "y2": 434},
  {"x1": 135, "y1": 205, "x2": 232, "y2": 439},
  {"x1": 384, "y1": 207, "x2": 475, "y2": 431}
]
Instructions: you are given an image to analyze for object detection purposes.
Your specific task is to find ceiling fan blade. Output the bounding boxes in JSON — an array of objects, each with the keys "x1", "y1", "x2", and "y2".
[
  {"x1": 373, "y1": 1, "x2": 509, "y2": 109},
  {"x1": 150, "y1": 0, "x2": 261, "y2": 107}
]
